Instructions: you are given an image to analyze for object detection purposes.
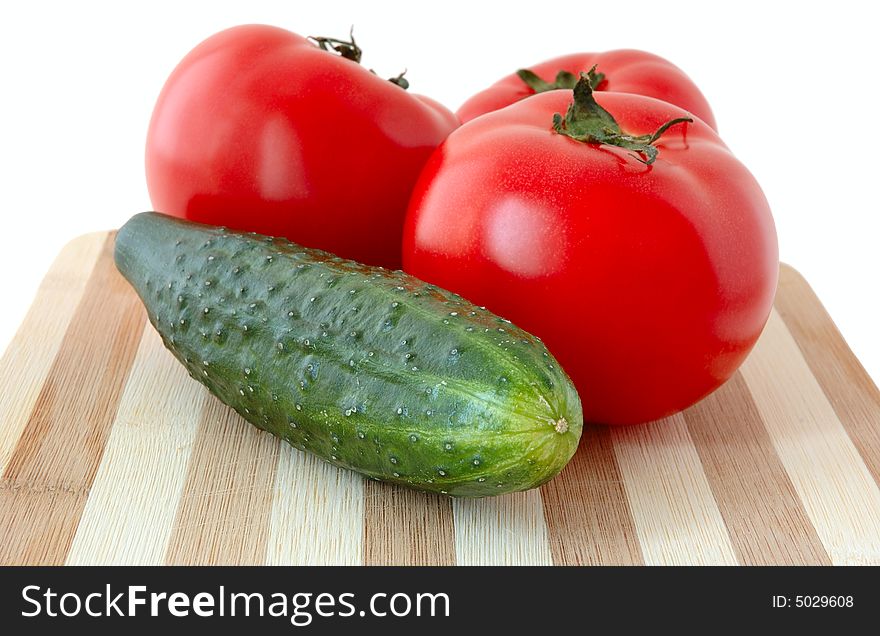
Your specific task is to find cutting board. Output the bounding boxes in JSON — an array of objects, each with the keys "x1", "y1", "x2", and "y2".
[{"x1": 1, "y1": 232, "x2": 879, "y2": 566}]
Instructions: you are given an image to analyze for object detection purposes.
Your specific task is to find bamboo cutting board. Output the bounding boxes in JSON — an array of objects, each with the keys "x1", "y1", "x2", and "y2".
[{"x1": 1, "y1": 232, "x2": 879, "y2": 566}]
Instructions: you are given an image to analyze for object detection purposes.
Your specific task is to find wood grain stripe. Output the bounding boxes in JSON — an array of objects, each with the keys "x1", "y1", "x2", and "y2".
[
  {"x1": 452, "y1": 490, "x2": 552, "y2": 565},
  {"x1": 741, "y1": 309, "x2": 880, "y2": 565},
  {"x1": 684, "y1": 372, "x2": 830, "y2": 565},
  {"x1": 265, "y1": 446, "x2": 364, "y2": 565},
  {"x1": 0, "y1": 235, "x2": 145, "y2": 565},
  {"x1": 363, "y1": 481, "x2": 455, "y2": 566},
  {"x1": 774, "y1": 265, "x2": 880, "y2": 489},
  {"x1": 612, "y1": 414, "x2": 739, "y2": 565},
  {"x1": 541, "y1": 425, "x2": 644, "y2": 565},
  {"x1": 66, "y1": 328, "x2": 207, "y2": 565},
  {"x1": 0, "y1": 232, "x2": 105, "y2": 473},
  {"x1": 164, "y1": 399, "x2": 279, "y2": 565},
  {"x1": 4, "y1": 241, "x2": 880, "y2": 567}
]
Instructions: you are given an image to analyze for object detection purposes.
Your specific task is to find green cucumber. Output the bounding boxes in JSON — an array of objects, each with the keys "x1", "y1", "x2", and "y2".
[{"x1": 115, "y1": 212, "x2": 582, "y2": 497}]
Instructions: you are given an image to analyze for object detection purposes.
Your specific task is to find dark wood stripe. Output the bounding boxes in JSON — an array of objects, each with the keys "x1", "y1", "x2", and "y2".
[
  {"x1": 684, "y1": 372, "x2": 831, "y2": 565},
  {"x1": 165, "y1": 398, "x2": 279, "y2": 565},
  {"x1": 541, "y1": 425, "x2": 644, "y2": 565},
  {"x1": 363, "y1": 481, "x2": 456, "y2": 565},
  {"x1": 774, "y1": 265, "x2": 880, "y2": 489},
  {"x1": 0, "y1": 234, "x2": 145, "y2": 565}
]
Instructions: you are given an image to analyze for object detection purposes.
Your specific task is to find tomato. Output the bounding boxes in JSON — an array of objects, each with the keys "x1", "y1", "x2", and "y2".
[
  {"x1": 403, "y1": 78, "x2": 776, "y2": 425},
  {"x1": 457, "y1": 49, "x2": 717, "y2": 131},
  {"x1": 146, "y1": 25, "x2": 459, "y2": 269}
]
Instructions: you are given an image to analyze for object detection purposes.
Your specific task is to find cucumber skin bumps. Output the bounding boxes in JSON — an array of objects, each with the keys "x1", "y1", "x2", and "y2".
[{"x1": 115, "y1": 212, "x2": 582, "y2": 497}]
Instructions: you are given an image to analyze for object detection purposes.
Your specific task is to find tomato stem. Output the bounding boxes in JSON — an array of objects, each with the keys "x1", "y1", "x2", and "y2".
[
  {"x1": 387, "y1": 69, "x2": 410, "y2": 90},
  {"x1": 308, "y1": 27, "x2": 363, "y2": 63},
  {"x1": 309, "y1": 28, "x2": 410, "y2": 90},
  {"x1": 552, "y1": 72, "x2": 692, "y2": 165},
  {"x1": 517, "y1": 65, "x2": 605, "y2": 94}
]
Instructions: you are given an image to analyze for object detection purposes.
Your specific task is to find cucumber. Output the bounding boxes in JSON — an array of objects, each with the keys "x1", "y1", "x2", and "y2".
[{"x1": 115, "y1": 212, "x2": 582, "y2": 497}]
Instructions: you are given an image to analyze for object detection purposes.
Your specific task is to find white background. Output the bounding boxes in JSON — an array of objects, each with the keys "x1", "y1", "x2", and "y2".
[{"x1": 1, "y1": 0, "x2": 878, "y2": 381}]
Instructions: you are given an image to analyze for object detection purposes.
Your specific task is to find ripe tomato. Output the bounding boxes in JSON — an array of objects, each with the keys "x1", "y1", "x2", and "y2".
[
  {"x1": 146, "y1": 25, "x2": 459, "y2": 269},
  {"x1": 457, "y1": 49, "x2": 717, "y2": 131},
  {"x1": 403, "y1": 78, "x2": 776, "y2": 425}
]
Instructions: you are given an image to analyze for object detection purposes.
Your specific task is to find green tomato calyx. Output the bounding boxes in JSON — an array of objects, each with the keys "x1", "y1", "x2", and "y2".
[
  {"x1": 517, "y1": 65, "x2": 605, "y2": 94},
  {"x1": 552, "y1": 70, "x2": 692, "y2": 165}
]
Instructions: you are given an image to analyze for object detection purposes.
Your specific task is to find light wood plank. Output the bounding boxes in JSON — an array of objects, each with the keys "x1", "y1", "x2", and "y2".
[
  {"x1": 612, "y1": 413, "x2": 739, "y2": 565},
  {"x1": 164, "y1": 399, "x2": 279, "y2": 565},
  {"x1": 66, "y1": 328, "x2": 207, "y2": 565},
  {"x1": 0, "y1": 235, "x2": 146, "y2": 565},
  {"x1": 264, "y1": 445, "x2": 364, "y2": 565},
  {"x1": 452, "y1": 490, "x2": 552, "y2": 565},
  {"x1": 0, "y1": 232, "x2": 105, "y2": 473},
  {"x1": 741, "y1": 309, "x2": 880, "y2": 565},
  {"x1": 775, "y1": 265, "x2": 880, "y2": 488},
  {"x1": 4, "y1": 243, "x2": 880, "y2": 567}
]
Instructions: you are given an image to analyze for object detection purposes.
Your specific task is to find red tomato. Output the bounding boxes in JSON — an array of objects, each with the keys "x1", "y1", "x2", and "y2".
[
  {"x1": 146, "y1": 25, "x2": 459, "y2": 269},
  {"x1": 457, "y1": 49, "x2": 717, "y2": 131},
  {"x1": 403, "y1": 80, "x2": 776, "y2": 425}
]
